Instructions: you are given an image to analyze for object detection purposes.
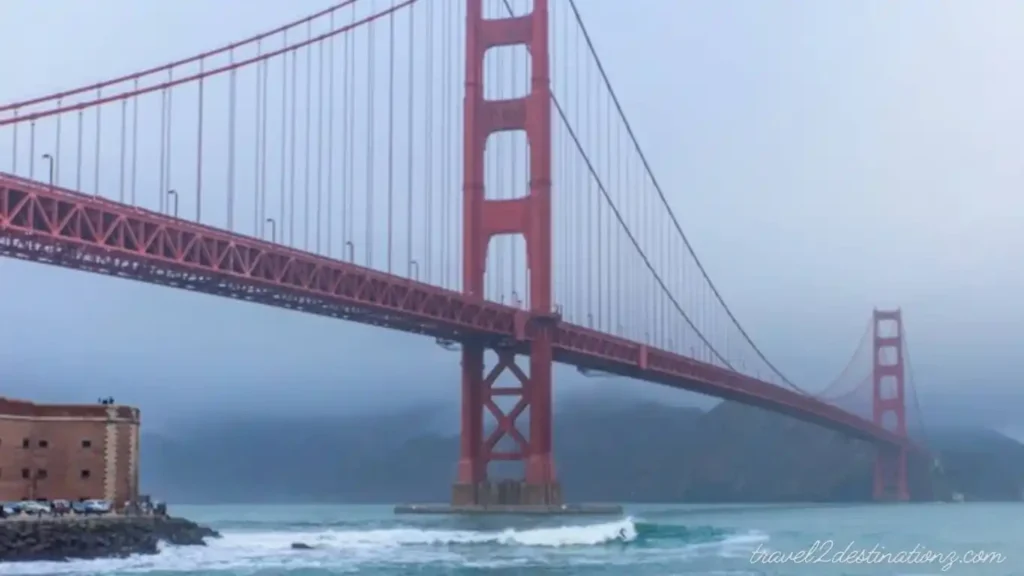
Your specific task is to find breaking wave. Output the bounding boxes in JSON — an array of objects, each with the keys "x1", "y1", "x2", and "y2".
[{"x1": 1, "y1": 516, "x2": 768, "y2": 575}]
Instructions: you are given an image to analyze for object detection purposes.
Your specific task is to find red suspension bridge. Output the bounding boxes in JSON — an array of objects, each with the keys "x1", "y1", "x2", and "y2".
[{"x1": 0, "y1": 0, "x2": 926, "y2": 506}]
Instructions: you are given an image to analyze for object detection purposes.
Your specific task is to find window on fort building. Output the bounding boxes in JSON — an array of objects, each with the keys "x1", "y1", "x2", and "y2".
[
  {"x1": 36, "y1": 469, "x2": 47, "y2": 479},
  {"x1": 81, "y1": 439, "x2": 92, "y2": 448},
  {"x1": 80, "y1": 470, "x2": 91, "y2": 479},
  {"x1": 21, "y1": 468, "x2": 29, "y2": 479},
  {"x1": 21, "y1": 438, "x2": 29, "y2": 449},
  {"x1": 38, "y1": 440, "x2": 48, "y2": 448}
]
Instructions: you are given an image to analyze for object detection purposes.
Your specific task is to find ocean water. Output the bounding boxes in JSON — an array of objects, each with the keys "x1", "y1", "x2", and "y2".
[{"x1": 1, "y1": 503, "x2": 1019, "y2": 575}]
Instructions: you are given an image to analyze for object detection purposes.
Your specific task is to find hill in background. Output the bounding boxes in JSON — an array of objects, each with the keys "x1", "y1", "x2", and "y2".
[{"x1": 141, "y1": 397, "x2": 1024, "y2": 503}]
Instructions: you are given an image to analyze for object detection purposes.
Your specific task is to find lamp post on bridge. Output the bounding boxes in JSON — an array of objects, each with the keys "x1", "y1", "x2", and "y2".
[
  {"x1": 344, "y1": 240, "x2": 355, "y2": 263},
  {"x1": 409, "y1": 259, "x2": 419, "y2": 281},
  {"x1": 166, "y1": 190, "x2": 178, "y2": 218},
  {"x1": 265, "y1": 218, "x2": 276, "y2": 243},
  {"x1": 41, "y1": 154, "x2": 54, "y2": 190}
]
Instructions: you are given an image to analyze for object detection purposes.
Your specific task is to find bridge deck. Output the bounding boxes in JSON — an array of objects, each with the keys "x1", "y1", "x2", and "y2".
[{"x1": 0, "y1": 173, "x2": 915, "y2": 452}]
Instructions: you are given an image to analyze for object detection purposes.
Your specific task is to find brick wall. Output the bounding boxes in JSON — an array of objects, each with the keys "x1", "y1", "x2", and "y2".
[{"x1": 0, "y1": 397, "x2": 140, "y2": 506}]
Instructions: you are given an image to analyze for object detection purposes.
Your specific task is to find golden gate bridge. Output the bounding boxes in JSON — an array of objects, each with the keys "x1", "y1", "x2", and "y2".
[{"x1": 0, "y1": 0, "x2": 926, "y2": 507}]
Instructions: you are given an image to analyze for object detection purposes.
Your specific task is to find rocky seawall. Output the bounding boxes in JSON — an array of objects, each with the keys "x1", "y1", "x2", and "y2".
[{"x1": 0, "y1": 515, "x2": 220, "y2": 562}]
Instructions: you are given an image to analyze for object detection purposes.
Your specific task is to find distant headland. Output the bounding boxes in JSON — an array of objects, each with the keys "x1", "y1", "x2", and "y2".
[{"x1": 142, "y1": 398, "x2": 1024, "y2": 504}]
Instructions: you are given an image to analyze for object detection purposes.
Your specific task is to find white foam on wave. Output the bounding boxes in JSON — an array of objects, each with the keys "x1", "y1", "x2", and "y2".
[
  {"x1": 0, "y1": 517, "x2": 640, "y2": 575},
  {"x1": 302, "y1": 515, "x2": 638, "y2": 548},
  {"x1": 0, "y1": 518, "x2": 775, "y2": 575}
]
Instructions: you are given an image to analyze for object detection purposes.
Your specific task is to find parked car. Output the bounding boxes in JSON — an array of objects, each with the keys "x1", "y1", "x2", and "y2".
[
  {"x1": 17, "y1": 501, "x2": 51, "y2": 514},
  {"x1": 82, "y1": 499, "x2": 112, "y2": 515},
  {"x1": 50, "y1": 499, "x2": 72, "y2": 514}
]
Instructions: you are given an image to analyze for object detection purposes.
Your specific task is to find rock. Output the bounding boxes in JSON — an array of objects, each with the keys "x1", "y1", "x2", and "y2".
[
  {"x1": 290, "y1": 542, "x2": 315, "y2": 550},
  {"x1": 0, "y1": 516, "x2": 221, "y2": 562}
]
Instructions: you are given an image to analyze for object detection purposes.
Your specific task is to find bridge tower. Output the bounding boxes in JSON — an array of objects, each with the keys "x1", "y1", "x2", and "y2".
[
  {"x1": 453, "y1": 0, "x2": 561, "y2": 507},
  {"x1": 872, "y1": 309, "x2": 909, "y2": 501}
]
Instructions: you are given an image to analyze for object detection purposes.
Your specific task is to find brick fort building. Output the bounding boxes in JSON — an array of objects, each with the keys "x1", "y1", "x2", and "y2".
[{"x1": 0, "y1": 397, "x2": 140, "y2": 506}]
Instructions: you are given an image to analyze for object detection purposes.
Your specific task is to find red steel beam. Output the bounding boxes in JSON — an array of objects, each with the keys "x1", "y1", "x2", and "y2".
[
  {"x1": 0, "y1": 173, "x2": 919, "y2": 454},
  {"x1": 552, "y1": 323, "x2": 916, "y2": 450}
]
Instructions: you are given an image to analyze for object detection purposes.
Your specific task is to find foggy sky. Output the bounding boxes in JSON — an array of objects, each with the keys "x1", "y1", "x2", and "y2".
[{"x1": 0, "y1": 1, "x2": 1021, "y2": 436}]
